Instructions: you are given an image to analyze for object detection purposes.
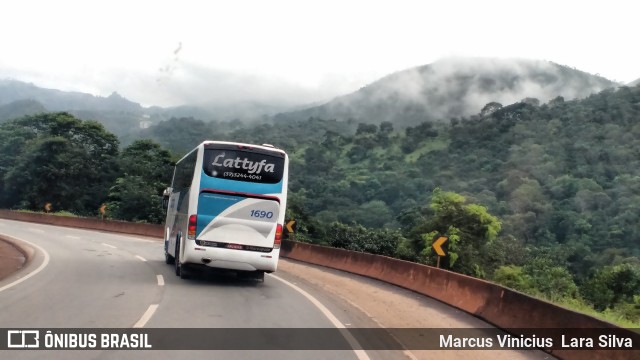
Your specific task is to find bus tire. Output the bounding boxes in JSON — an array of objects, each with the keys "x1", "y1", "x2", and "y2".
[
  {"x1": 164, "y1": 229, "x2": 174, "y2": 264},
  {"x1": 239, "y1": 270, "x2": 265, "y2": 282},
  {"x1": 165, "y1": 250, "x2": 174, "y2": 265},
  {"x1": 175, "y1": 237, "x2": 188, "y2": 279}
]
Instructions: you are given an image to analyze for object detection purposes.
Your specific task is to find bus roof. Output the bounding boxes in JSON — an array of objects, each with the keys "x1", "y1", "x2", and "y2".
[{"x1": 199, "y1": 140, "x2": 286, "y2": 154}]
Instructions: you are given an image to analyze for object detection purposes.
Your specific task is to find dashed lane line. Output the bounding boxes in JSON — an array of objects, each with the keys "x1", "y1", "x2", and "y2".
[
  {"x1": 269, "y1": 274, "x2": 370, "y2": 360},
  {"x1": 133, "y1": 304, "x2": 159, "y2": 328}
]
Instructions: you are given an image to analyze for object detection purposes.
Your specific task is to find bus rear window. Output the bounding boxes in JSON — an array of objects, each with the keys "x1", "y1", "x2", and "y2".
[{"x1": 203, "y1": 148, "x2": 285, "y2": 184}]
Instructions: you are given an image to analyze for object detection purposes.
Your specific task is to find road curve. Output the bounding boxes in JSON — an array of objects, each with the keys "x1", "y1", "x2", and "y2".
[{"x1": 0, "y1": 219, "x2": 552, "y2": 360}]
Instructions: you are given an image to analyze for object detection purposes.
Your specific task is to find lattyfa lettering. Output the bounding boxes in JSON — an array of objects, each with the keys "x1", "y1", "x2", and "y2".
[{"x1": 212, "y1": 154, "x2": 275, "y2": 174}]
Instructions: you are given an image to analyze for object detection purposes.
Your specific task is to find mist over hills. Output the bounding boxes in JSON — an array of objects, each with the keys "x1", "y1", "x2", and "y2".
[
  {"x1": 0, "y1": 79, "x2": 290, "y2": 136},
  {"x1": 1, "y1": 58, "x2": 624, "y2": 137},
  {"x1": 0, "y1": 98, "x2": 47, "y2": 122},
  {"x1": 0, "y1": 79, "x2": 142, "y2": 112},
  {"x1": 275, "y1": 58, "x2": 620, "y2": 126}
]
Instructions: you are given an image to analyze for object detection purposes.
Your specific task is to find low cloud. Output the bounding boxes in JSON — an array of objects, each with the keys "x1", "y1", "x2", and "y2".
[{"x1": 1, "y1": 60, "x2": 364, "y2": 109}]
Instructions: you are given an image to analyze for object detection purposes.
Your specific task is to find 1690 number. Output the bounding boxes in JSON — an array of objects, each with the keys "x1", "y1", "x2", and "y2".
[{"x1": 250, "y1": 210, "x2": 274, "y2": 219}]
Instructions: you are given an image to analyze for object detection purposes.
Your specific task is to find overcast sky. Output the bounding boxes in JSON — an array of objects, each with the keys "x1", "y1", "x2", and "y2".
[{"x1": 1, "y1": 0, "x2": 638, "y2": 107}]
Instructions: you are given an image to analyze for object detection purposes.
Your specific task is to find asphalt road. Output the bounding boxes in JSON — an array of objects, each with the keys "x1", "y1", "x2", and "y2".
[
  {"x1": 0, "y1": 219, "x2": 553, "y2": 360},
  {"x1": 0, "y1": 219, "x2": 385, "y2": 360}
]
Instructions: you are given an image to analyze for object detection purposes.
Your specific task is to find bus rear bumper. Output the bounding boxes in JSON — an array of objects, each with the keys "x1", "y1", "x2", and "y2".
[{"x1": 184, "y1": 246, "x2": 279, "y2": 272}]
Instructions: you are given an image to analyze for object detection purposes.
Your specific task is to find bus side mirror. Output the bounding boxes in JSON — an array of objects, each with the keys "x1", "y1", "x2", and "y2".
[{"x1": 162, "y1": 187, "x2": 171, "y2": 208}]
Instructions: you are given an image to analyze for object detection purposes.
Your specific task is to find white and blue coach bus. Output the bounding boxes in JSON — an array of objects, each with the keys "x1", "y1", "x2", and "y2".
[{"x1": 163, "y1": 141, "x2": 289, "y2": 281}]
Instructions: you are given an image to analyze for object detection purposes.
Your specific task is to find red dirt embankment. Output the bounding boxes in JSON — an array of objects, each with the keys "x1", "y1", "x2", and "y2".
[{"x1": 0, "y1": 237, "x2": 26, "y2": 280}]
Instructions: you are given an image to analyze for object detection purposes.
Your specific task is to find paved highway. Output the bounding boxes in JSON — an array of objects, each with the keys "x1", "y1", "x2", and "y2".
[
  {"x1": 0, "y1": 219, "x2": 552, "y2": 360},
  {"x1": 0, "y1": 219, "x2": 383, "y2": 360}
]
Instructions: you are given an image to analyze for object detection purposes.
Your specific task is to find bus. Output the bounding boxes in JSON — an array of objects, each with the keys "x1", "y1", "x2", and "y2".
[{"x1": 162, "y1": 141, "x2": 289, "y2": 281}]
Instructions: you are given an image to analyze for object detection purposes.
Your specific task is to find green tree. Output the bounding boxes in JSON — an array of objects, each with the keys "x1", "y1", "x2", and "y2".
[
  {"x1": 413, "y1": 188, "x2": 501, "y2": 275},
  {"x1": 1, "y1": 112, "x2": 119, "y2": 214},
  {"x1": 493, "y1": 265, "x2": 534, "y2": 293},
  {"x1": 524, "y1": 257, "x2": 579, "y2": 301},
  {"x1": 107, "y1": 139, "x2": 174, "y2": 223},
  {"x1": 106, "y1": 176, "x2": 165, "y2": 223},
  {"x1": 582, "y1": 263, "x2": 640, "y2": 311},
  {"x1": 119, "y1": 139, "x2": 173, "y2": 190},
  {"x1": 328, "y1": 222, "x2": 403, "y2": 257}
]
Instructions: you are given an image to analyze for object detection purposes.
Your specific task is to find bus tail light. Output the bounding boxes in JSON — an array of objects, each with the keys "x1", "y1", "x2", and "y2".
[
  {"x1": 188, "y1": 214, "x2": 197, "y2": 239},
  {"x1": 274, "y1": 224, "x2": 283, "y2": 249}
]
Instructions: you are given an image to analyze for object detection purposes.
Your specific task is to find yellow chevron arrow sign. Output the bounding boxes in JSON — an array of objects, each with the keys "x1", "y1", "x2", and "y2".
[
  {"x1": 286, "y1": 220, "x2": 296, "y2": 233},
  {"x1": 432, "y1": 236, "x2": 448, "y2": 257}
]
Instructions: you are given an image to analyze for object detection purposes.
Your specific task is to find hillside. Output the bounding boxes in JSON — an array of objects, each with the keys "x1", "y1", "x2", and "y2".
[
  {"x1": 275, "y1": 58, "x2": 620, "y2": 127},
  {"x1": 0, "y1": 79, "x2": 295, "y2": 137},
  {"x1": 128, "y1": 84, "x2": 640, "y2": 301},
  {"x1": 1, "y1": 84, "x2": 639, "y2": 325},
  {"x1": 2, "y1": 58, "x2": 622, "y2": 137},
  {"x1": 0, "y1": 79, "x2": 142, "y2": 112},
  {"x1": 0, "y1": 79, "x2": 147, "y2": 136},
  {"x1": 0, "y1": 99, "x2": 47, "y2": 122}
]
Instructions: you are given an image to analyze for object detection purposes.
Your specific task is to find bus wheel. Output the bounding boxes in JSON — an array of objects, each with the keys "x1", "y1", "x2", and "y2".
[
  {"x1": 174, "y1": 238, "x2": 188, "y2": 279},
  {"x1": 164, "y1": 229, "x2": 174, "y2": 264},
  {"x1": 165, "y1": 250, "x2": 175, "y2": 264},
  {"x1": 240, "y1": 271, "x2": 264, "y2": 282}
]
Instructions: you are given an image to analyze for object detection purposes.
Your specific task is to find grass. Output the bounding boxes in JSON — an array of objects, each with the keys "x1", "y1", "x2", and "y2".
[
  {"x1": 15, "y1": 209, "x2": 81, "y2": 217},
  {"x1": 405, "y1": 137, "x2": 449, "y2": 162},
  {"x1": 554, "y1": 297, "x2": 640, "y2": 329}
]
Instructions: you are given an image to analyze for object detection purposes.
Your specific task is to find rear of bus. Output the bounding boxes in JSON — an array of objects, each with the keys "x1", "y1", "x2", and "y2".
[{"x1": 184, "y1": 142, "x2": 288, "y2": 276}]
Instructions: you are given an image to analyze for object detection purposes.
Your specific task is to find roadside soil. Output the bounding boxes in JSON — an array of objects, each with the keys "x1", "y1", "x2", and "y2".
[
  {"x1": 278, "y1": 259, "x2": 552, "y2": 360},
  {"x1": 0, "y1": 237, "x2": 26, "y2": 281}
]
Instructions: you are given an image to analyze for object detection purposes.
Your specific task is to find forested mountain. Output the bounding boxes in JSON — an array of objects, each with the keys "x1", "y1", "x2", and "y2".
[
  {"x1": 135, "y1": 85, "x2": 640, "y2": 278},
  {"x1": 275, "y1": 58, "x2": 619, "y2": 127},
  {"x1": 2, "y1": 58, "x2": 622, "y2": 139},
  {"x1": 134, "y1": 85, "x2": 640, "y2": 318},
  {"x1": 0, "y1": 79, "x2": 147, "y2": 137},
  {"x1": 0, "y1": 79, "x2": 293, "y2": 138},
  {"x1": 1, "y1": 84, "x2": 639, "y2": 324},
  {"x1": 0, "y1": 79, "x2": 142, "y2": 112},
  {"x1": 0, "y1": 99, "x2": 47, "y2": 122}
]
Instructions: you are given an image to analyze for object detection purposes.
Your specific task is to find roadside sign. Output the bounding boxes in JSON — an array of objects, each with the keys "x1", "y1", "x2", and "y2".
[
  {"x1": 433, "y1": 236, "x2": 448, "y2": 257},
  {"x1": 285, "y1": 220, "x2": 296, "y2": 233}
]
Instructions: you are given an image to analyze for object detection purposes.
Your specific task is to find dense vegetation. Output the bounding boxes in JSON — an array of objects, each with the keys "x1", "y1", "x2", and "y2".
[
  {"x1": 0, "y1": 113, "x2": 173, "y2": 222},
  {"x1": 1, "y1": 85, "x2": 639, "y2": 325}
]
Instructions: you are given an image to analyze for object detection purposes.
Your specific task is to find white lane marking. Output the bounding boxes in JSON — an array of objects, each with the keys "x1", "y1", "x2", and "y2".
[
  {"x1": 0, "y1": 234, "x2": 51, "y2": 293},
  {"x1": 97, "y1": 233, "x2": 159, "y2": 243},
  {"x1": 269, "y1": 274, "x2": 370, "y2": 360},
  {"x1": 28, "y1": 228, "x2": 44, "y2": 233},
  {"x1": 157, "y1": 275, "x2": 165, "y2": 286},
  {"x1": 135, "y1": 255, "x2": 147, "y2": 262},
  {"x1": 65, "y1": 235, "x2": 80, "y2": 240},
  {"x1": 133, "y1": 304, "x2": 159, "y2": 328},
  {"x1": 329, "y1": 286, "x2": 419, "y2": 360},
  {"x1": 102, "y1": 243, "x2": 117, "y2": 249}
]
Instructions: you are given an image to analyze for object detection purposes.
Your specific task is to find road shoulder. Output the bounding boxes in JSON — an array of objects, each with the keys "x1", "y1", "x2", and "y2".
[
  {"x1": 0, "y1": 235, "x2": 28, "y2": 281},
  {"x1": 278, "y1": 258, "x2": 551, "y2": 360}
]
